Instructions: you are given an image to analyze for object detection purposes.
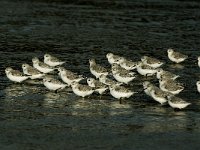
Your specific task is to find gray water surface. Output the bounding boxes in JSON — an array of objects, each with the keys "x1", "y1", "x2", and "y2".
[{"x1": 0, "y1": 0, "x2": 200, "y2": 149}]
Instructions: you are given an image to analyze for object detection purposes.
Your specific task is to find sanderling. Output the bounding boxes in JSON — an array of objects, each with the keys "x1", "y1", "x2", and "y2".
[
  {"x1": 143, "y1": 81, "x2": 154, "y2": 97},
  {"x1": 22, "y1": 63, "x2": 45, "y2": 79},
  {"x1": 58, "y1": 67, "x2": 84, "y2": 85},
  {"x1": 44, "y1": 54, "x2": 65, "y2": 67},
  {"x1": 57, "y1": 67, "x2": 74, "y2": 76},
  {"x1": 198, "y1": 56, "x2": 200, "y2": 68},
  {"x1": 136, "y1": 62, "x2": 157, "y2": 76},
  {"x1": 5, "y1": 67, "x2": 29, "y2": 83},
  {"x1": 167, "y1": 49, "x2": 188, "y2": 63},
  {"x1": 32, "y1": 57, "x2": 55, "y2": 73},
  {"x1": 167, "y1": 95, "x2": 191, "y2": 109},
  {"x1": 89, "y1": 59, "x2": 109, "y2": 78},
  {"x1": 111, "y1": 63, "x2": 135, "y2": 75},
  {"x1": 109, "y1": 84, "x2": 136, "y2": 100},
  {"x1": 112, "y1": 71, "x2": 136, "y2": 84},
  {"x1": 159, "y1": 78, "x2": 184, "y2": 95},
  {"x1": 159, "y1": 77, "x2": 183, "y2": 87},
  {"x1": 156, "y1": 68, "x2": 179, "y2": 80},
  {"x1": 43, "y1": 76, "x2": 68, "y2": 92},
  {"x1": 149, "y1": 85, "x2": 170, "y2": 105},
  {"x1": 141, "y1": 56, "x2": 164, "y2": 68},
  {"x1": 71, "y1": 81, "x2": 94, "y2": 98},
  {"x1": 106, "y1": 53, "x2": 124, "y2": 65},
  {"x1": 111, "y1": 63, "x2": 136, "y2": 84},
  {"x1": 99, "y1": 74, "x2": 122, "y2": 86},
  {"x1": 196, "y1": 81, "x2": 200, "y2": 93},
  {"x1": 119, "y1": 58, "x2": 138, "y2": 70},
  {"x1": 87, "y1": 78, "x2": 108, "y2": 95}
]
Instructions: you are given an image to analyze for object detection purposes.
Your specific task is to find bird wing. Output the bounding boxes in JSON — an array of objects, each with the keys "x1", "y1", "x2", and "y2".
[
  {"x1": 94, "y1": 65, "x2": 108, "y2": 73},
  {"x1": 173, "y1": 52, "x2": 188, "y2": 59},
  {"x1": 39, "y1": 62, "x2": 54, "y2": 69},
  {"x1": 146, "y1": 57, "x2": 162, "y2": 64},
  {"x1": 50, "y1": 56, "x2": 61, "y2": 62},
  {"x1": 11, "y1": 70, "x2": 24, "y2": 76},
  {"x1": 28, "y1": 67, "x2": 41, "y2": 75}
]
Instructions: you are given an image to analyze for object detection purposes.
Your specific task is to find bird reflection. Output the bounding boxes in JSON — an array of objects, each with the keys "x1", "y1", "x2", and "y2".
[
  {"x1": 4, "y1": 84, "x2": 26, "y2": 98},
  {"x1": 140, "y1": 110, "x2": 191, "y2": 133},
  {"x1": 4, "y1": 83, "x2": 42, "y2": 98},
  {"x1": 169, "y1": 64, "x2": 184, "y2": 69},
  {"x1": 71, "y1": 96, "x2": 110, "y2": 116},
  {"x1": 108, "y1": 101, "x2": 132, "y2": 116},
  {"x1": 71, "y1": 97, "x2": 96, "y2": 116},
  {"x1": 2, "y1": 83, "x2": 44, "y2": 109},
  {"x1": 69, "y1": 95, "x2": 136, "y2": 117},
  {"x1": 43, "y1": 92, "x2": 70, "y2": 108}
]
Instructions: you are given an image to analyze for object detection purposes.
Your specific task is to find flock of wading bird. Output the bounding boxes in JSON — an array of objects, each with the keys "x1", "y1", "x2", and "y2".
[{"x1": 5, "y1": 49, "x2": 200, "y2": 109}]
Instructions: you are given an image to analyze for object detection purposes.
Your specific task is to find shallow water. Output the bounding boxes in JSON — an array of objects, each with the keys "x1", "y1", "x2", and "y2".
[{"x1": 0, "y1": 0, "x2": 200, "y2": 149}]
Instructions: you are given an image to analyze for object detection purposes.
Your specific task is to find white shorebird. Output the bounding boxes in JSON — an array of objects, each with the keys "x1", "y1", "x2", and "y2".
[
  {"x1": 136, "y1": 62, "x2": 157, "y2": 76},
  {"x1": 167, "y1": 49, "x2": 188, "y2": 63},
  {"x1": 167, "y1": 95, "x2": 191, "y2": 109},
  {"x1": 58, "y1": 67, "x2": 84, "y2": 85},
  {"x1": 149, "y1": 85, "x2": 171, "y2": 105},
  {"x1": 141, "y1": 56, "x2": 164, "y2": 68},
  {"x1": 159, "y1": 78, "x2": 184, "y2": 95},
  {"x1": 111, "y1": 63, "x2": 136, "y2": 84},
  {"x1": 22, "y1": 63, "x2": 45, "y2": 79},
  {"x1": 44, "y1": 54, "x2": 65, "y2": 67},
  {"x1": 198, "y1": 56, "x2": 200, "y2": 68},
  {"x1": 99, "y1": 74, "x2": 122, "y2": 86},
  {"x1": 111, "y1": 63, "x2": 135, "y2": 75},
  {"x1": 32, "y1": 57, "x2": 55, "y2": 73},
  {"x1": 112, "y1": 71, "x2": 136, "y2": 84},
  {"x1": 89, "y1": 59, "x2": 109, "y2": 78},
  {"x1": 71, "y1": 81, "x2": 94, "y2": 98},
  {"x1": 143, "y1": 81, "x2": 154, "y2": 97},
  {"x1": 5, "y1": 67, "x2": 29, "y2": 83},
  {"x1": 119, "y1": 58, "x2": 138, "y2": 70},
  {"x1": 156, "y1": 68, "x2": 179, "y2": 80},
  {"x1": 196, "y1": 81, "x2": 200, "y2": 93},
  {"x1": 159, "y1": 77, "x2": 183, "y2": 87},
  {"x1": 87, "y1": 78, "x2": 108, "y2": 95},
  {"x1": 57, "y1": 67, "x2": 74, "y2": 76},
  {"x1": 106, "y1": 53, "x2": 124, "y2": 65},
  {"x1": 109, "y1": 84, "x2": 136, "y2": 100},
  {"x1": 43, "y1": 76, "x2": 68, "y2": 92}
]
